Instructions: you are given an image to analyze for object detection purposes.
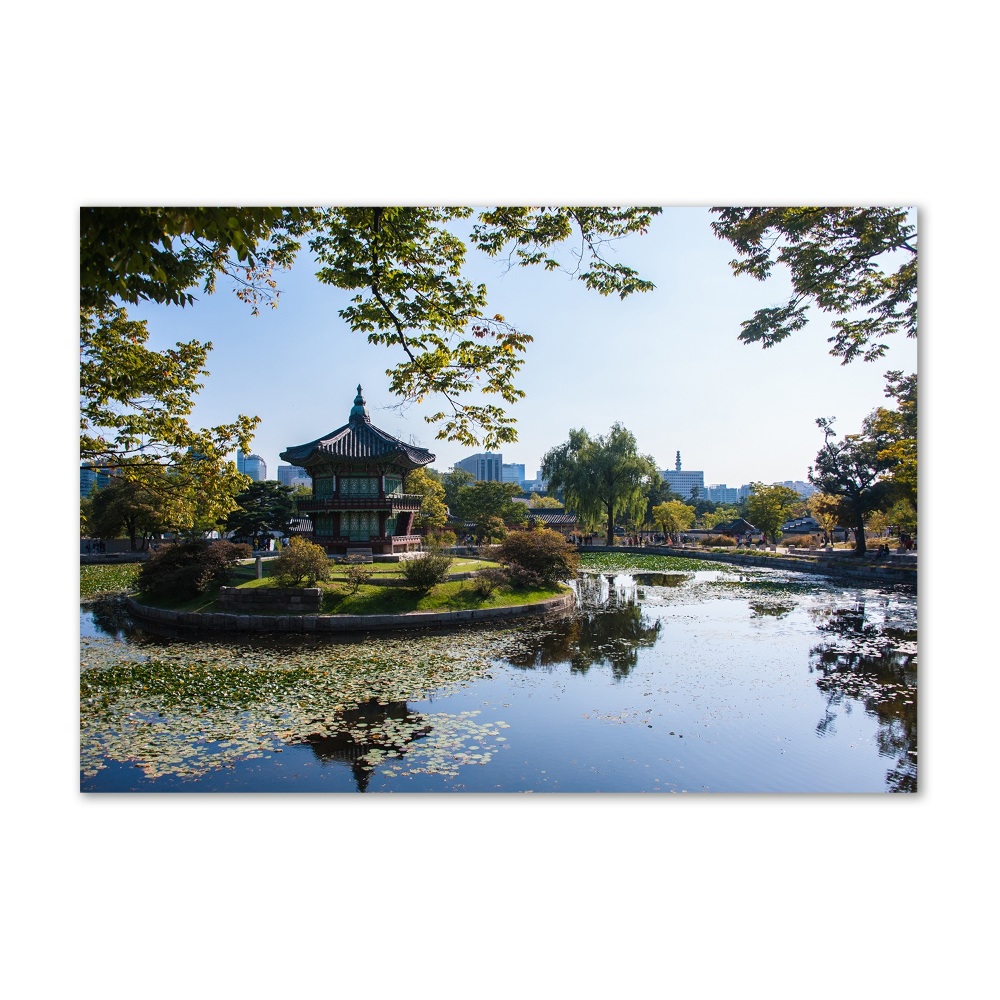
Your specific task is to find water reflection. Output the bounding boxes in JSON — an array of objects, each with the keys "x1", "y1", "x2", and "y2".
[
  {"x1": 297, "y1": 699, "x2": 431, "y2": 792},
  {"x1": 502, "y1": 574, "x2": 660, "y2": 677},
  {"x1": 81, "y1": 570, "x2": 918, "y2": 792},
  {"x1": 748, "y1": 601, "x2": 795, "y2": 619},
  {"x1": 807, "y1": 594, "x2": 918, "y2": 792},
  {"x1": 632, "y1": 572, "x2": 689, "y2": 588}
]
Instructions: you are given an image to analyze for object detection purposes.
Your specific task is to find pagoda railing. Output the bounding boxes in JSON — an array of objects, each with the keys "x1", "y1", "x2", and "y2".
[{"x1": 297, "y1": 494, "x2": 423, "y2": 512}]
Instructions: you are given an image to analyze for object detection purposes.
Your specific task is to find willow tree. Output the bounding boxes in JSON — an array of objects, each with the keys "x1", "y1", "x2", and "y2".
[{"x1": 541, "y1": 425, "x2": 660, "y2": 545}]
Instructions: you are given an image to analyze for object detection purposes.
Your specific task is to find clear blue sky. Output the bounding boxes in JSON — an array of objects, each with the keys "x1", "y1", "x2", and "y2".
[{"x1": 128, "y1": 207, "x2": 917, "y2": 490}]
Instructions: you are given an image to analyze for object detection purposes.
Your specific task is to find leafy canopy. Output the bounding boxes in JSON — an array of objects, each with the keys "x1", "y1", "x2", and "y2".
[
  {"x1": 224, "y1": 480, "x2": 298, "y2": 547},
  {"x1": 808, "y1": 371, "x2": 918, "y2": 553},
  {"x1": 711, "y1": 207, "x2": 917, "y2": 363},
  {"x1": 744, "y1": 483, "x2": 802, "y2": 545},
  {"x1": 81, "y1": 306, "x2": 259, "y2": 469},
  {"x1": 651, "y1": 500, "x2": 695, "y2": 537},
  {"x1": 82, "y1": 206, "x2": 661, "y2": 450},
  {"x1": 406, "y1": 467, "x2": 449, "y2": 531},
  {"x1": 453, "y1": 481, "x2": 527, "y2": 540}
]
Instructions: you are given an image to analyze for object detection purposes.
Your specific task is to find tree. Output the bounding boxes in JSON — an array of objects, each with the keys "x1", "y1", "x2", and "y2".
[
  {"x1": 865, "y1": 370, "x2": 917, "y2": 511},
  {"x1": 807, "y1": 493, "x2": 843, "y2": 545},
  {"x1": 455, "y1": 481, "x2": 527, "y2": 540},
  {"x1": 405, "y1": 467, "x2": 449, "y2": 531},
  {"x1": 86, "y1": 464, "x2": 243, "y2": 549},
  {"x1": 81, "y1": 207, "x2": 309, "y2": 316},
  {"x1": 87, "y1": 476, "x2": 166, "y2": 551},
  {"x1": 528, "y1": 492, "x2": 563, "y2": 508},
  {"x1": 808, "y1": 425, "x2": 891, "y2": 557},
  {"x1": 744, "y1": 483, "x2": 802, "y2": 546},
  {"x1": 651, "y1": 500, "x2": 695, "y2": 540},
  {"x1": 224, "y1": 481, "x2": 297, "y2": 548},
  {"x1": 83, "y1": 206, "x2": 660, "y2": 450},
  {"x1": 542, "y1": 425, "x2": 660, "y2": 545},
  {"x1": 866, "y1": 510, "x2": 890, "y2": 538},
  {"x1": 642, "y1": 475, "x2": 679, "y2": 528},
  {"x1": 441, "y1": 467, "x2": 476, "y2": 515},
  {"x1": 808, "y1": 370, "x2": 917, "y2": 555},
  {"x1": 80, "y1": 496, "x2": 93, "y2": 539},
  {"x1": 81, "y1": 308, "x2": 259, "y2": 468},
  {"x1": 710, "y1": 207, "x2": 917, "y2": 363}
]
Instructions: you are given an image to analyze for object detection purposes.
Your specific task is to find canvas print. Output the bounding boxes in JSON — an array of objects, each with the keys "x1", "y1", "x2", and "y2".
[{"x1": 80, "y1": 207, "x2": 918, "y2": 792}]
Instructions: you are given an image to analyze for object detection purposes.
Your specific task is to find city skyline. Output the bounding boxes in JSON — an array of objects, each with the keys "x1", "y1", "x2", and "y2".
[{"x1": 123, "y1": 208, "x2": 918, "y2": 492}]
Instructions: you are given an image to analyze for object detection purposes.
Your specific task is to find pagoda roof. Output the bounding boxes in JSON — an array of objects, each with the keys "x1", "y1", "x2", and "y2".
[{"x1": 280, "y1": 386, "x2": 435, "y2": 471}]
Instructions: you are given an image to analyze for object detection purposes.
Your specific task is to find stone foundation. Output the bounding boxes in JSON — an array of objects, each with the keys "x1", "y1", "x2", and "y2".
[
  {"x1": 216, "y1": 587, "x2": 322, "y2": 612},
  {"x1": 126, "y1": 591, "x2": 574, "y2": 633}
]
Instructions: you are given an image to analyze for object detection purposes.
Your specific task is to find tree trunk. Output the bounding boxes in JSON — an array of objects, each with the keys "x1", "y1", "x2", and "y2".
[
  {"x1": 853, "y1": 516, "x2": 867, "y2": 556},
  {"x1": 606, "y1": 504, "x2": 615, "y2": 546}
]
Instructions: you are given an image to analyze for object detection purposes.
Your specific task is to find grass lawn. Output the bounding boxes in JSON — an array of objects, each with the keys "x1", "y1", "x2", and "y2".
[
  {"x1": 314, "y1": 580, "x2": 566, "y2": 615},
  {"x1": 228, "y1": 556, "x2": 500, "y2": 585},
  {"x1": 132, "y1": 564, "x2": 566, "y2": 616}
]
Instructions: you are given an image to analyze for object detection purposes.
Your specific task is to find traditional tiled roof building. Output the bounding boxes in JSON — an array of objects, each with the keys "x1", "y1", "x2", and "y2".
[{"x1": 280, "y1": 386, "x2": 434, "y2": 555}]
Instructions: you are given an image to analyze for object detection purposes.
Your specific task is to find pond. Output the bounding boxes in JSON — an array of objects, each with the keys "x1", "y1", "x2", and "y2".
[{"x1": 79, "y1": 556, "x2": 917, "y2": 792}]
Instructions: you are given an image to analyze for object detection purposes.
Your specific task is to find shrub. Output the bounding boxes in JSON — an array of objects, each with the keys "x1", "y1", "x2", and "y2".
[
  {"x1": 506, "y1": 562, "x2": 544, "y2": 589},
  {"x1": 137, "y1": 539, "x2": 252, "y2": 600},
  {"x1": 401, "y1": 549, "x2": 454, "y2": 591},
  {"x1": 272, "y1": 537, "x2": 331, "y2": 587},
  {"x1": 496, "y1": 528, "x2": 580, "y2": 586},
  {"x1": 470, "y1": 566, "x2": 508, "y2": 598},
  {"x1": 344, "y1": 560, "x2": 373, "y2": 593},
  {"x1": 701, "y1": 535, "x2": 736, "y2": 547}
]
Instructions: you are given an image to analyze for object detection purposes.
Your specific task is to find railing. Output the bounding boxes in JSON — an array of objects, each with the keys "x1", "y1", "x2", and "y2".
[{"x1": 296, "y1": 494, "x2": 423, "y2": 512}]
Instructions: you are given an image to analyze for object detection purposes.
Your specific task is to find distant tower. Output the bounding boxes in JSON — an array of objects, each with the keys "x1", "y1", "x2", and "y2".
[{"x1": 675, "y1": 451, "x2": 682, "y2": 472}]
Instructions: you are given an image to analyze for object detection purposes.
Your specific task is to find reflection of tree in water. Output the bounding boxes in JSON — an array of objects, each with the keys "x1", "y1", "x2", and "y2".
[
  {"x1": 87, "y1": 597, "x2": 139, "y2": 639},
  {"x1": 503, "y1": 573, "x2": 660, "y2": 679},
  {"x1": 294, "y1": 699, "x2": 431, "y2": 792},
  {"x1": 632, "y1": 572, "x2": 689, "y2": 589},
  {"x1": 808, "y1": 593, "x2": 917, "y2": 792},
  {"x1": 749, "y1": 601, "x2": 795, "y2": 619}
]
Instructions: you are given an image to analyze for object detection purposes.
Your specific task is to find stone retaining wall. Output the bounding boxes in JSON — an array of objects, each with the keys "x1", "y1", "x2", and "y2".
[
  {"x1": 126, "y1": 590, "x2": 574, "y2": 633},
  {"x1": 216, "y1": 587, "x2": 322, "y2": 612}
]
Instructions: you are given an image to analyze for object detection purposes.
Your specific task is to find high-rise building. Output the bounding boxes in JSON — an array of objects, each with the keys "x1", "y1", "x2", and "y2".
[
  {"x1": 455, "y1": 452, "x2": 503, "y2": 482},
  {"x1": 502, "y1": 463, "x2": 526, "y2": 485},
  {"x1": 80, "y1": 465, "x2": 113, "y2": 498},
  {"x1": 705, "y1": 484, "x2": 740, "y2": 504},
  {"x1": 278, "y1": 464, "x2": 312, "y2": 489},
  {"x1": 780, "y1": 480, "x2": 817, "y2": 499},
  {"x1": 661, "y1": 452, "x2": 705, "y2": 499},
  {"x1": 237, "y1": 450, "x2": 267, "y2": 481}
]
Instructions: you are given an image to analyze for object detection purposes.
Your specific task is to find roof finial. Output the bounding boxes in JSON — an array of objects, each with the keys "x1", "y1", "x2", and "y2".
[{"x1": 350, "y1": 384, "x2": 369, "y2": 422}]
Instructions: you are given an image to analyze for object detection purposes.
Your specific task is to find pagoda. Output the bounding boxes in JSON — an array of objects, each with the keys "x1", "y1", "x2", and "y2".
[{"x1": 280, "y1": 386, "x2": 434, "y2": 556}]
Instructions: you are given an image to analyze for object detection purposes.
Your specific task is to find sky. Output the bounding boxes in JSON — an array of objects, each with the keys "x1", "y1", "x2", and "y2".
[{"x1": 126, "y1": 207, "x2": 918, "y2": 490}]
